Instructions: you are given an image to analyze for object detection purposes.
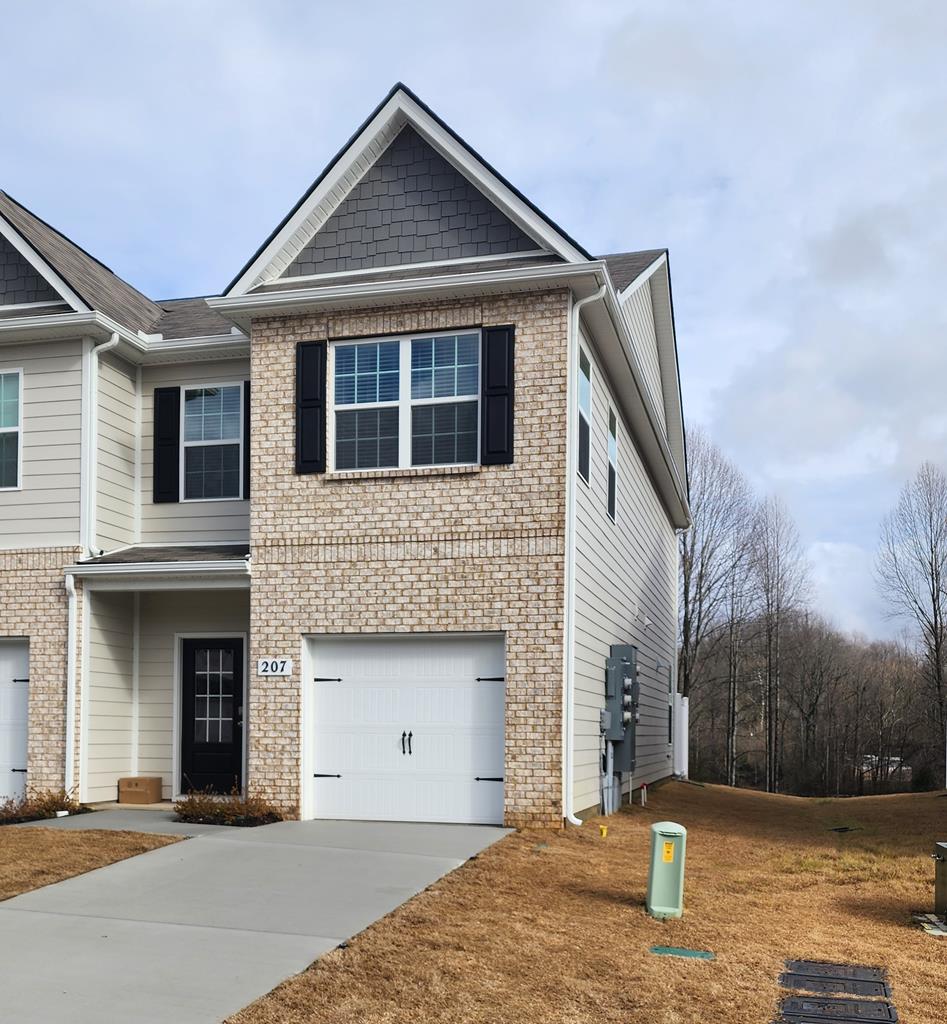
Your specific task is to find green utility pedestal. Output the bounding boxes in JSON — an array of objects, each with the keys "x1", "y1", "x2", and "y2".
[{"x1": 646, "y1": 821, "x2": 686, "y2": 919}]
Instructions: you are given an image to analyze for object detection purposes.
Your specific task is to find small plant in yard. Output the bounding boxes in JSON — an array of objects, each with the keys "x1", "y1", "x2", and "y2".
[
  {"x1": 0, "y1": 789, "x2": 87, "y2": 826},
  {"x1": 173, "y1": 788, "x2": 284, "y2": 827}
]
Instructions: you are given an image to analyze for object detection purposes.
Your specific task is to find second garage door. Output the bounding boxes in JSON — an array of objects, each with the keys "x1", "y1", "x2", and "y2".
[{"x1": 307, "y1": 634, "x2": 505, "y2": 824}]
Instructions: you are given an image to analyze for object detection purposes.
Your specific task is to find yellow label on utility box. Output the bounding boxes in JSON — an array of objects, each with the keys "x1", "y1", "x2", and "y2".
[{"x1": 662, "y1": 841, "x2": 675, "y2": 863}]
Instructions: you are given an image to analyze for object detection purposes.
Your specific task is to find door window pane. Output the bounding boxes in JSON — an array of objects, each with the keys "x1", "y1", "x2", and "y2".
[{"x1": 193, "y1": 647, "x2": 236, "y2": 746}]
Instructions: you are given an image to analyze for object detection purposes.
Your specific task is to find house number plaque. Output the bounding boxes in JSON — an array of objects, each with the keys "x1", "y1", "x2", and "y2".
[{"x1": 257, "y1": 658, "x2": 293, "y2": 676}]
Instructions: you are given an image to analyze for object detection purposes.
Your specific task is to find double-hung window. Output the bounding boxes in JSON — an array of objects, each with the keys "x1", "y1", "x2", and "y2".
[
  {"x1": 0, "y1": 370, "x2": 22, "y2": 490},
  {"x1": 607, "y1": 408, "x2": 618, "y2": 521},
  {"x1": 577, "y1": 349, "x2": 591, "y2": 483},
  {"x1": 182, "y1": 384, "x2": 243, "y2": 500},
  {"x1": 330, "y1": 331, "x2": 480, "y2": 471}
]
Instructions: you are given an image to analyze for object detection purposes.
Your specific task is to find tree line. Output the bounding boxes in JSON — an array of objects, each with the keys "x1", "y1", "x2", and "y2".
[{"x1": 680, "y1": 426, "x2": 946, "y2": 795}]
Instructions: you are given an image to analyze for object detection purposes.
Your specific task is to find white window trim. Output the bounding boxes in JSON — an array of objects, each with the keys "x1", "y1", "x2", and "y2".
[
  {"x1": 179, "y1": 381, "x2": 244, "y2": 503},
  {"x1": 327, "y1": 329, "x2": 482, "y2": 472},
  {"x1": 577, "y1": 349, "x2": 591, "y2": 486},
  {"x1": 0, "y1": 368, "x2": 24, "y2": 493},
  {"x1": 607, "y1": 405, "x2": 618, "y2": 522}
]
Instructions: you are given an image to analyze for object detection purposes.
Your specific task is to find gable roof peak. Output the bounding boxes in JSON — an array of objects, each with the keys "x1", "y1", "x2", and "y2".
[{"x1": 224, "y1": 83, "x2": 592, "y2": 295}]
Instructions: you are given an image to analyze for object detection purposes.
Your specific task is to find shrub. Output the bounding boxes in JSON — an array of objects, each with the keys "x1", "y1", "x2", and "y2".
[
  {"x1": 0, "y1": 789, "x2": 87, "y2": 826},
  {"x1": 173, "y1": 788, "x2": 284, "y2": 827}
]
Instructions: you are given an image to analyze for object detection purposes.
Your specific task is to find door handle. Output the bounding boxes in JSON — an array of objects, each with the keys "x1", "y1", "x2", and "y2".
[
  {"x1": 407, "y1": 731, "x2": 412, "y2": 755},
  {"x1": 401, "y1": 730, "x2": 406, "y2": 755}
]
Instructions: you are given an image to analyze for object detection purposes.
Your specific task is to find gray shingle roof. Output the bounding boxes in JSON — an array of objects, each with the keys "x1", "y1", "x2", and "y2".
[
  {"x1": 82, "y1": 544, "x2": 250, "y2": 565},
  {"x1": 600, "y1": 249, "x2": 666, "y2": 292},
  {"x1": 0, "y1": 191, "x2": 161, "y2": 333},
  {"x1": 153, "y1": 297, "x2": 237, "y2": 339}
]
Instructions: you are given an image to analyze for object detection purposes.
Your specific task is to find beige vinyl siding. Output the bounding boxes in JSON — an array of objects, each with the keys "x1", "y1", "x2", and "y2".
[
  {"x1": 95, "y1": 353, "x2": 137, "y2": 551},
  {"x1": 85, "y1": 591, "x2": 134, "y2": 803},
  {"x1": 620, "y1": 282, "x2": 667, "y2": 435},
  {"x1": 140, "y1": 359, "x2": 250, "y2": 544},
  {"x1": 138, "y1": 589, "x2": 249, "y2": 798},
  {"x1": 0, "y1": 338, "x2": 82, "y2": 547},
  {"x1": 573, "y1": 329, "x2": 678, "y2": 816}
]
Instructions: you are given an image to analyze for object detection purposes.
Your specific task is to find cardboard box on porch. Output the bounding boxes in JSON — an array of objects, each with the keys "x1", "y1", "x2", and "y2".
[{"x1": 117, "y1": 777, "x2": 162, "y2": 805}]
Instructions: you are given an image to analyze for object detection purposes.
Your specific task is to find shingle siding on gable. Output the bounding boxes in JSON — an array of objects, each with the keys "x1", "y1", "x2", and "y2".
[
  {"x1": 0, "y1": 235, "x2": 60, "y2": 305},
  {"x1": 284, "y1": 126, "x2": 540, "y2": 277}
]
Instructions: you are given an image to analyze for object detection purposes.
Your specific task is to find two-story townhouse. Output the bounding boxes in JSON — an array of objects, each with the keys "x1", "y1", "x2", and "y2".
[{"x1": 0, "y1": 84, "x2": 688, "y2": 828}]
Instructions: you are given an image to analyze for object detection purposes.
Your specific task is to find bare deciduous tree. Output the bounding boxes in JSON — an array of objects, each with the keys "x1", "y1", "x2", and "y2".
[
  {"x1": 751, "y1": 495, "x2": 809, "y2": 792},
  {"x1": 876, "y1": 461, "x2": 947, "y2": 785}
]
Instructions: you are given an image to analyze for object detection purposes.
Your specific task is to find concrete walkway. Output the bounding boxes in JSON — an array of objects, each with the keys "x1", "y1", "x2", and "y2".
[{"x1": 2, "y1": 812, "x2": 508, "y2": 1023}]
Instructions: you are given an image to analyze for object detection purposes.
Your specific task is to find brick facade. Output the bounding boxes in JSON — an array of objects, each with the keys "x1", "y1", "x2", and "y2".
[
  {"x1": 0, "y1": 547, "x2": 80, "y2": 793},
  {"x1": 248, "y1": 289, "x2": 571, "y2": 826}
]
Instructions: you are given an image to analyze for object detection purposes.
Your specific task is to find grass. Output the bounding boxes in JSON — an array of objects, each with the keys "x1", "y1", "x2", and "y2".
[
  {"x1": 229, "y1": 782, "x2": 947, "y2": 1024},
  {"x1": 0, "y1": 828, "x2": 179, "y2": 902}
]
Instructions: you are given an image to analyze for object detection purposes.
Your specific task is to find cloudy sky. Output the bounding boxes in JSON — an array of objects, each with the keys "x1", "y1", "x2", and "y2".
[{"x1": 3, "y1": 1, "x2": 943, "y2": 637}]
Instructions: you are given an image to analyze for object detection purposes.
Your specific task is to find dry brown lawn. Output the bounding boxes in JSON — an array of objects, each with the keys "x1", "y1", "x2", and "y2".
[
  {"x1": 230, "y1": 782, "x2": 947, "y2": 1024},
  {"x1": 0, "y1": 827, "x2": 179, "y2": 901}
]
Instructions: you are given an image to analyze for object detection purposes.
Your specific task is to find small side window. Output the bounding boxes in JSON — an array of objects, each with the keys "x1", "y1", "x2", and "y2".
[
  {"x1": 607, "y1": 408, "x2": 618, "y2": 521},
  {"x1": 578, "y1": 350, "x2": 591, "y2": 483},
  {"x1": 0, "y1": 370, "x2": 22, "y2": 490}
]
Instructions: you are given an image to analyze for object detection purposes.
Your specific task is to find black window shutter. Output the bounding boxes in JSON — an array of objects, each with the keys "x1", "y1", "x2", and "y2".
[
  {"x1": 480, "y1": 325, "x2": 514, "y2": 465},
  {"x1": 153, "y1": 387, "x2": 180, "y2": 503},
  {"x1": 242, "y1": 380, "x2": 251, "y2": 499},
  {"x1": 296, "y1": 340, "x2": 327, "y2": 474}
]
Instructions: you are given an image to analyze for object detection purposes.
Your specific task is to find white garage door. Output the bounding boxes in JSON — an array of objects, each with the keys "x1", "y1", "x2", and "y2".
[
  {"x1": 308, "y1": 634, "x2": 505, "y2": 824},
  {"x1": 0, "y1": 640, "x2": 29, "y2": 803}
]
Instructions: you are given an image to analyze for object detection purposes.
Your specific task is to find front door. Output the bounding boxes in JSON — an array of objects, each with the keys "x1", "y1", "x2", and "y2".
[{"x1": 181, "y1": 638, "x2": 243, "y2": 794}]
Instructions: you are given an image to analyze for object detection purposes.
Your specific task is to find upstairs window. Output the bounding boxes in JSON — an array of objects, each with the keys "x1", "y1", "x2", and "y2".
[
  {"x1": 607, "y1": 408, "x2": 618, "y2": 520},
  {"x1": 577, "y1": 350, "x2": 591, "y2": 483},
  {"x1": 182, "y1": 384, "x2": 243, "y2": 500},
  {"x1": 330, "y1": 331, "x2": 480, "y2": 471},
  {"x1": 0, "y1": 370, "x2": 21, "y2": 490}
]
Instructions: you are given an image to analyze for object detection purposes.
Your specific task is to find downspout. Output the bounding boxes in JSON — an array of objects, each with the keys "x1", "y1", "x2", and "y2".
[
  {"x1": 83, "y1": 332, "x2": 120, "y2": 555},
  {"x1": 64, "y1": 573, "x2": 77, "y2": 794},
  {"x1": 563, "y1": 283, "x2": 607, "y2": 826}
]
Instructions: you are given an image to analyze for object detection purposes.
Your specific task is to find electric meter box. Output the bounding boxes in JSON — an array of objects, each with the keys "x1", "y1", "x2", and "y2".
[
  {"x1": 646, "y1": 821, "x2": 687, "y2": 919},
  {"x1": 605, "y1": 644, "x2": 640, "y2": 773}
]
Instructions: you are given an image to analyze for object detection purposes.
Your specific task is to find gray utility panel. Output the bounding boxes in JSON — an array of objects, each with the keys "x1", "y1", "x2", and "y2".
[
  {"x1": 935, "y1": 842, "x2": 947, "y2": 917},
  {"x1": 604, "y1": 644, "x2": 640, "y2": 773},
  {"x1": 779, "y1": 997, "x2": 898, "y2": 1022}
]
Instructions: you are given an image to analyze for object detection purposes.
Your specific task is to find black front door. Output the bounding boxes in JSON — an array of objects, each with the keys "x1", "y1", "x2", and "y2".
[{"x1": 181, "y1": 638, "x2": 243, "y2": 794}]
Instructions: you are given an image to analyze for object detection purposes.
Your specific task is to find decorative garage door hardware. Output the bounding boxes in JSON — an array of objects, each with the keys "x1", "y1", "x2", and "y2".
[
  {"x1": 475, "y1": 777, "x2": 503, "y2": 782},
  {"x1": 11, "y1": 678, "x2": 28, "y2": 683},
  {"x1": 476, "y1": 676, "x2": 504, "y2": 682},
  {"x1": 401, "y1": 731, "x2": 413, "y2": 755},
  {"x1": 10, "y1": 768, "x2": 27, "y2": 774},
  {"x1": 778, "y1": 997, "x2": 898, "y2": 1022},
  {"x1": 313, "y1": 773, "x2": 342, "y2": 778},
  {"x1": 313, "y1": 676, "x2": 343, "y2": 682}
]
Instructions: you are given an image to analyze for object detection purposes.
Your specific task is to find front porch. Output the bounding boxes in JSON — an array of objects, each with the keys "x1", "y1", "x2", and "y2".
[{"x1": 69, "y1": 546, "x2": 250, "y2": 804}]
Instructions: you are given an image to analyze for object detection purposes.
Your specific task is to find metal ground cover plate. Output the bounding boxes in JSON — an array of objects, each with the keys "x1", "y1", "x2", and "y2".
[
  {"x1": 780, "y1": 997, "x2": 898, "y2": 1022},
  {"x1": 780, "y1": 974, "x2": 890, "y2": 998},
  {"x1": 784, "y1": 962, "x2": 887, "y2": 984}
]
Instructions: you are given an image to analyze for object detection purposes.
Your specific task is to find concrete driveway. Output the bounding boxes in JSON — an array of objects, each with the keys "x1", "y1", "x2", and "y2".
[{"x1": 2, "y1": 812, "x2": 508, "y2": 1023}]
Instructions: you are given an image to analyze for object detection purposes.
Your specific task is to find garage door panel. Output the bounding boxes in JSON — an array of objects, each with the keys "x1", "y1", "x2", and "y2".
[{"x1": 308, "y1": 635, "x2": 505, "y2": 825}]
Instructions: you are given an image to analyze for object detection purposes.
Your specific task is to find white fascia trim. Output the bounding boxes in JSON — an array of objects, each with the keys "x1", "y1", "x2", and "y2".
[
  {"x1": 228, "y1": 90, "x2": 586, "y2": 295},
  {"x1": 64, "y1": 559, "x2": 252, "y2": 578},
  {"x1": 272, "y1": 249, "x2": 551, "y2": 288},
  {"x1": 139, "y1": 334, "x2": 249, "y2": 364},
  {"x1": 616, "y1": 251, "x2": 668, "y2": 302},
  {"x1": 211, "y1": 261, "x2": 605, "y2": 316},
  {"x1": 0, "y1": 309, "x2": 146, "y2": 346},
  {"x1": 0, "y1": 215, "x2": 89, "y2": 312}
]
